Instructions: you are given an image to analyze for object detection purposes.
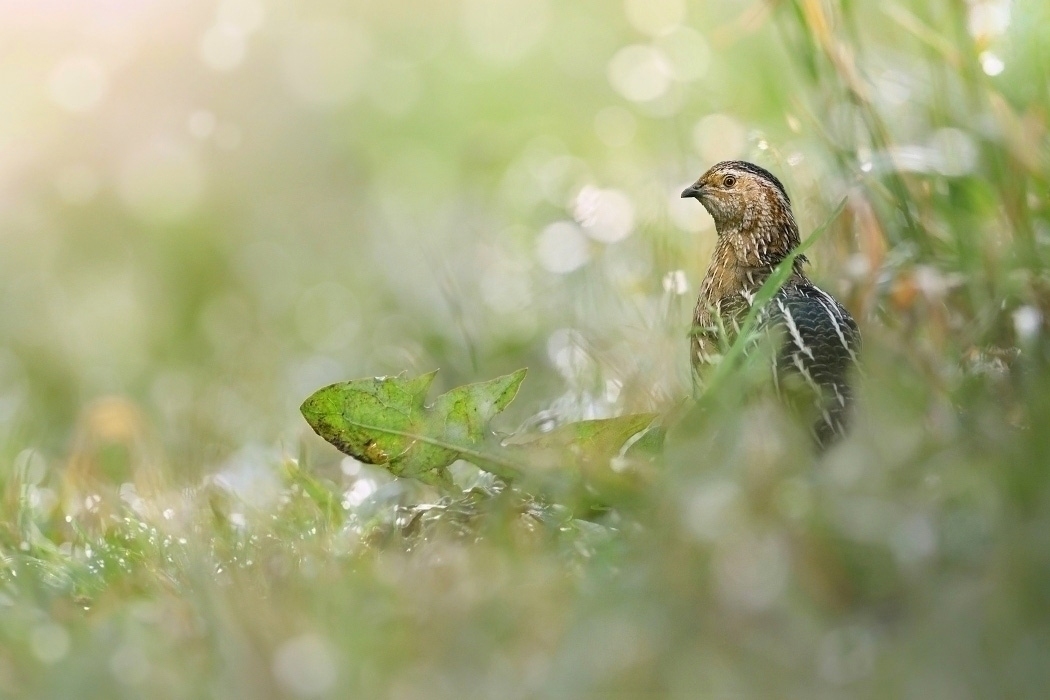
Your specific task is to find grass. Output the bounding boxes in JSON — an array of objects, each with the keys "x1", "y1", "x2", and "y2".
[{"x1": 2, "y1": 0, "x2": 1050, "y2": 697}]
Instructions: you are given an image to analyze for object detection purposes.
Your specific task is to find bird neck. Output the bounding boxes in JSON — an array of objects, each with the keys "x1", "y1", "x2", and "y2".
[
  {"x1": 700, "y1": 223, "x2": 807, "y2": 302},
  {"x1": 717, "y1": 221, "x2": 802, "y2": 265},
  {"x1": 714, "y1": 201, "x2": 801, "y2": 267}
]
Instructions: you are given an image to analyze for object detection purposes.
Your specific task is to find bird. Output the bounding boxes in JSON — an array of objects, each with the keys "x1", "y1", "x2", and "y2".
[{"x1": 680, "y1": 160, "x2": 860, "y2": 446}]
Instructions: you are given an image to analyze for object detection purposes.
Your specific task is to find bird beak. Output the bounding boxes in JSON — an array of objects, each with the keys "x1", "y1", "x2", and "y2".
[{"x1": 681, "y1": 184, "x2": 704, "y2": 200}]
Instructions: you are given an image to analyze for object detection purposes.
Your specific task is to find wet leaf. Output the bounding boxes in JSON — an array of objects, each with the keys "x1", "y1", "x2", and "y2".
[{"x1": 300, "y1": 369, "x2": 527, "y2": 486}]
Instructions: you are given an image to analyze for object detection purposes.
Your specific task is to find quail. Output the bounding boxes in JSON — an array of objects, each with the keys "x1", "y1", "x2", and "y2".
[{"x1": 681, "y1": 160, "x2": 860, "y2": 445}]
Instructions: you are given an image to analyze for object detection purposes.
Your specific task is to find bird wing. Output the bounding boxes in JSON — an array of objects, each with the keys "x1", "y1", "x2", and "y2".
[{"x1": 758, "y1": 282, "x2": 861, "y2": 443}]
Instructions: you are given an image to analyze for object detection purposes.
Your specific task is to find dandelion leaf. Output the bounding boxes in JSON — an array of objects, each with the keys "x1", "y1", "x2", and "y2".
[{"x1": 300, "y1": 369, "x2": 527, "y2": 485}]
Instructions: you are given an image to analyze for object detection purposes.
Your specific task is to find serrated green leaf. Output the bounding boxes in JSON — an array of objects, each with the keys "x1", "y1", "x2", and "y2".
[{"x1": 300, "y1": 369, "x2": 527, "y2": 485}]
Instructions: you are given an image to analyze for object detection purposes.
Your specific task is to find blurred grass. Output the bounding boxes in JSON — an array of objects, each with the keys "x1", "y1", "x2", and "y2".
[{"x1": 2, "y1": 0, "x2": 1050, "y2": 697}]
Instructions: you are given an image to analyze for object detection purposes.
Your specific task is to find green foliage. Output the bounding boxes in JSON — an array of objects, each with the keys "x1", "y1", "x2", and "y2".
[
  {"x1": 301, "y1": 369, "x2": 526, "y2": 485},
  {"x1": 301, "y1": 368, "x2": 659, "y2": 504}
]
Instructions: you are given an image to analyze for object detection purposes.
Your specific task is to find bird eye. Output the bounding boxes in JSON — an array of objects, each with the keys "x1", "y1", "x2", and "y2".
[{"x1": 723, "y1": 175, "x2": 737, "y2": 188}]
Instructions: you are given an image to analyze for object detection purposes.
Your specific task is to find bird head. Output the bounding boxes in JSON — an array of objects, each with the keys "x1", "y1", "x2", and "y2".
[{"x1": 681, "y1": 160, "x2": 792, "y2": 233}]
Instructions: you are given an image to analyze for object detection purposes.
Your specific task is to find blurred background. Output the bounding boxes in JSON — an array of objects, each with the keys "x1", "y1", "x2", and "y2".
[
  {"x1": 1, "y1": 0, "x2": 727, "y2": 469},
  {"x1": 2, "y1": 0, "x2": 1050, "y2": 697}
]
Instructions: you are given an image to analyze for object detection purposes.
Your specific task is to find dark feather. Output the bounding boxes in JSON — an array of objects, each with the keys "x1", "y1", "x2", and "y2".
[{"x1": 760, "y1": 283, "x2": 861, "y2": 445}]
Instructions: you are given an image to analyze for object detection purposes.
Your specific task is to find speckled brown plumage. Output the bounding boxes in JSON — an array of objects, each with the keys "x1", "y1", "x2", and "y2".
[{"x1": 682, "y1": 160, "x2": 860, "y2": 445}]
